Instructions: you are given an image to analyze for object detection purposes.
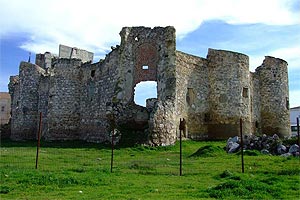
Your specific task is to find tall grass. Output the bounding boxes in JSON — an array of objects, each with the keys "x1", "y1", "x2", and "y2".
[{"x1": 1, "y1": 140, "x2": 299, "y2": 199}]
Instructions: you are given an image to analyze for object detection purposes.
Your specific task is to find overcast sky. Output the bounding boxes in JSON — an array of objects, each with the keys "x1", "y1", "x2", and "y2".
[{"x1": 0, "y1": 0, "x2": 299, "y2": 107}]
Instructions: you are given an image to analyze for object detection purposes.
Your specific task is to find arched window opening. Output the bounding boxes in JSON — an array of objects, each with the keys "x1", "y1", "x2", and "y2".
[{"x1": 134, "y1": 81, "x2": 157, "y2": 107}]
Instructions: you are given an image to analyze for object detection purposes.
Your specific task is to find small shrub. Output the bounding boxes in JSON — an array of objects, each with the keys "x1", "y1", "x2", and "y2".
[
  {"x1": 220, "y1": 170, "x2": 233, "y2": 178},
  {"x1": 190, "y1": 145, "x2": 224, "y2": 157},
  {"x1": 0, "y1": 185, "x2": 11, "y2": 194},
  {"x1": 208, "y1": 179, "x2": 281, "y2": 199}
]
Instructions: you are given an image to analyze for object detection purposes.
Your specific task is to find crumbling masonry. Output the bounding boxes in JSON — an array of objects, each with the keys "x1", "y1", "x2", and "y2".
[{"x1": 9, "y1": 26, "x2": 290, "y2": 146}]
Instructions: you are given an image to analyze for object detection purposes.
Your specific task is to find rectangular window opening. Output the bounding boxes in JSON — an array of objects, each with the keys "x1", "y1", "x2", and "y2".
[
  {"x1": 142, "y1": 65, "x2": 149, "y2": 70},
  {"x1": 91, "y1": 70, "x2": 96, "y2": 77},
  {"x1": 242, "y1": 87, "x2": 249, "y2": 98}
]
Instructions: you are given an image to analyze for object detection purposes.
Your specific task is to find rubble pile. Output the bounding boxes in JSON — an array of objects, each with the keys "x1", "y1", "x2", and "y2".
[{"x1": 226, "y1": 134, "x2": 299, "y2": 157}]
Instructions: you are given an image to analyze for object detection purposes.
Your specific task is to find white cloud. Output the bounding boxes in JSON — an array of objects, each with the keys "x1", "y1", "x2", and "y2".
[
  {"x1": 289, "y1": 90, "x2": 300, "y2": 108},
  {"x1": 268, "y1": 47, "x2": 300, "y2": 70},
  {"x1": 249, "y1": 56, "x2": 265, "y2": 71},
  {"x1": 0, "y1": 0, "x2": 299, "y2": 56},
  {"x1": 249, "y1": 46, "x2": 300, "y2": 72},
  {"x1": 204, "y1": 0, "x2": 300, "y2": 25}
]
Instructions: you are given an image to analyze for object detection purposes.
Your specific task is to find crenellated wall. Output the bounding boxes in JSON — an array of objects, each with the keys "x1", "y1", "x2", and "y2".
[{"x1": 8, "y1": 26, "x2": 290, "y2": 145}]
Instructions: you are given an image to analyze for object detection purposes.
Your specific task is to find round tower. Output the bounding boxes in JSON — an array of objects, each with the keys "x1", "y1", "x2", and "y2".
[
  {"x1": 207, "y1": 49, "x2": 251, "y2": 138},
  {"x1": 256, "y1": 56, "x2": 290, "y2": 137}
]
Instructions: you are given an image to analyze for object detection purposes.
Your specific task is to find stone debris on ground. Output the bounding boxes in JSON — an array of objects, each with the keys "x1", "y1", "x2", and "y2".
[{"x1": 226, "y1": 134, "x2": 299, "y2": 157}]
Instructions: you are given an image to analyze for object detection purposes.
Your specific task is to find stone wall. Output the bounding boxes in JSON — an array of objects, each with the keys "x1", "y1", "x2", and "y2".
[
  {"x1": 0, "y1": 92, "x2": 11, "y2": 125},
  {"x1": 175, "y1": 51, "x2": 209, "y2": 139},
  {"x1": 44, "y1": 59, "x2": 82, "y2": 140},
  {"x1": 35, "y1": 52, "x2": 57, "y2": 69},
  {"x1": 9, "y1": 62, "x2": 45, "y2": 140},
  {"x1": 79, "y1": 49, "x2": 119, "y2": 142}
]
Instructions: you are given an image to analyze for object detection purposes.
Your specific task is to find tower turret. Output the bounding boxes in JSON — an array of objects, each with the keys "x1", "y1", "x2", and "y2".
[
  {"x1": 256, "y1": 56, "x2": 290, "y2": 137},
  {"x1": 207, "y1": 49, "x2": 251, "y2": 138}
]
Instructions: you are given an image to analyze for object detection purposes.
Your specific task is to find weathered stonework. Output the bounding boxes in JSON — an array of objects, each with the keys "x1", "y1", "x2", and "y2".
[{"x1": 9, "y1": 26, "x2": 290, "y2": 145}]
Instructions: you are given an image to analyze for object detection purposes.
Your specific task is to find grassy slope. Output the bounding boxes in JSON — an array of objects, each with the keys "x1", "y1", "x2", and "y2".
[{"x1": 0, "y1": 140, "x2": 299, "y2": 199}]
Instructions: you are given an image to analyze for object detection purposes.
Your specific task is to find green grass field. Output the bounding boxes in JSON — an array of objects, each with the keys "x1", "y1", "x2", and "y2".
[{"x1": 1, "y1": 140, "x2": 299, "y2": 199}]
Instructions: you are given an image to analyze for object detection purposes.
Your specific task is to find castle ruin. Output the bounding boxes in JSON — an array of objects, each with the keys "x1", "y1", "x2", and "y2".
[{"x1": 9, "y1": 26, "x2": 290, "y2": 146}]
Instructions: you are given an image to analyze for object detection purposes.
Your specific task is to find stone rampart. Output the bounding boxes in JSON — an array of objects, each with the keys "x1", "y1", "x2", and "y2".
[{"x1": 8, "y1": 26, "x2": 290, "y2": 145}]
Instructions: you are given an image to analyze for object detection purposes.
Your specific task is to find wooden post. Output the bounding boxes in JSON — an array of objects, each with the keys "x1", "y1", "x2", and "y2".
[
  {"x1": 179, "y1": 118, "x2": 185, "y2": 176},
  {"x1": 297, "y1": 117, "x2": 299, "y2": 147},
  {"x1": 110, "y1": 113, "x2": 116, "y2": 173},
  {"x1": 180, "y1": 125, "x2": 182, "y2": 176},
  {"x1": 240, "y1": 118, "x2": 244, "y2": 173},
  {"x1": 111, "y1": 128, "x2": 114, "y2": 173},
  {"x1": 35, "y1": 112, "x2": 42, "y2": 169}
]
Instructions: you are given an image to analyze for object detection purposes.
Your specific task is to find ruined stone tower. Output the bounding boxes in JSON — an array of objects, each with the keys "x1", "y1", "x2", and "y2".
[{"x1": 9, "y1": 26, "x2": 290, "y2": 145}]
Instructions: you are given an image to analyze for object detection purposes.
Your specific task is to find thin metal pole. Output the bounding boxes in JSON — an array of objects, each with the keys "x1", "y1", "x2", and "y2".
[
  {"x1": 35, "y1": 112, "x2": 42, "y2": 169},
  {"x1": 179, "y1": 118, "x2": 183, "y2": 176},
  {"x1": 240, "y1": 118, "x2": 244, "y2": 173},
  {"x1": 297, "y1": 117, "x2": 299, "y2": 147},
  {"x1": 111, "y1": 129, "x2": 114, "y2": 173}
]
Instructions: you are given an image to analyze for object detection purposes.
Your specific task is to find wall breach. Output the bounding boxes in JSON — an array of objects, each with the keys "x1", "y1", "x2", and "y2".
[{"x1": 8, "y1": 26, "x2": 290, "y2": 145}]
